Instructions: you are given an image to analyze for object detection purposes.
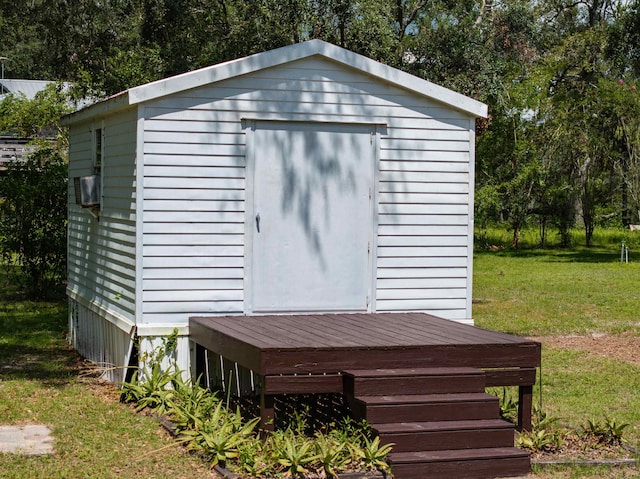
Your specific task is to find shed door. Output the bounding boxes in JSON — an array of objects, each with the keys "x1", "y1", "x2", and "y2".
[{"x1": 250, "y1": 121, "x2": 374, "y2": 313}]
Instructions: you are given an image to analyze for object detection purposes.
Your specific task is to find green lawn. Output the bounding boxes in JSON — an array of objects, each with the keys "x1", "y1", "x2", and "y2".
[
  {"x1": 473, "y1": 248, "x2": 640, "y2": 336},
  {"x1": 0, "y1": 280, "x2": 217, "y2": 479},
  {"x1": 474, "y1": 231, "x2": 640, "y2": 477}
]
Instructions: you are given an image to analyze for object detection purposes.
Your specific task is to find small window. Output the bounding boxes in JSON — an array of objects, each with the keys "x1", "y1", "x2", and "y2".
[{"x1": 94, "y1": 127, "x2": 103, "y2": 175}]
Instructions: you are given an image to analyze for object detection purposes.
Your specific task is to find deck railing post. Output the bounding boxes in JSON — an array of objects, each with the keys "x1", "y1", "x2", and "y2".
[
  {"x1": 194, "y1": 343, "x2": 207, "y2": 388},
  {"x1": 260, "y1": 376, "x2": 276, "y2": 432},
  {"x1": 517, "y1": 385, "x2": 534, "y2": 432}
]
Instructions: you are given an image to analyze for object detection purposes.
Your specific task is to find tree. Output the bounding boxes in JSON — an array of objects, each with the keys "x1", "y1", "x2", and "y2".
[
  {"x1": 0, "y1": 146, "x2": 68, "y2": 298},
  {"x1": 0, "y1": 84, "x2": 71, "y2": 298},
  {"x1": 0, "y1": 83, "x2": 71, "y2": 144}
]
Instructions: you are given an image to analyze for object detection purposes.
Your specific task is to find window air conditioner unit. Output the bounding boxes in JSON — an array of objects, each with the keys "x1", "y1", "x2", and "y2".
[{"x1": 74, "y1": 175, "x2": 100, "y2": 207}]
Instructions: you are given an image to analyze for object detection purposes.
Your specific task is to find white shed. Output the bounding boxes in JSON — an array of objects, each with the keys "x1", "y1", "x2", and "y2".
[{"x1": 64, "y1": 40, "x2": 487, "y2": 382}]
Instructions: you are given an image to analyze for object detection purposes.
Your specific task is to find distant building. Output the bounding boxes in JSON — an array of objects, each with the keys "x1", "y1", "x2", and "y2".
[
  {"x1": 0, "y1": 79, "x2": 55, "y2": 101},
  {"x1": 0, "y1": 79, "x2": 64, "y2": 171}
]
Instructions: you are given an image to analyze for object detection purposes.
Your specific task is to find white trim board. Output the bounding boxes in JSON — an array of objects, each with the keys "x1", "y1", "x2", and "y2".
[
  {"x1": 67, "y1": 287, "x2": 135, "y2": 335},
  {"x1": 63, "y1": 40, "x2": 487, "y2": 126}
]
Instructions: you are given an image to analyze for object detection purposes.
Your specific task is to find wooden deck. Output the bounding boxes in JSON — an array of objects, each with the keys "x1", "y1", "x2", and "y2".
[{"x1": 190, "y1": 313, "x2": 541, "y2": 429}]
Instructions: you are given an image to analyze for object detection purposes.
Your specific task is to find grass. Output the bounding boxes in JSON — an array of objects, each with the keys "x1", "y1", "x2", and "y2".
[
  {"x1": 474, "y1": 227, "x2": 640, "y2": 336},
  {"x1": 0, "y1": 271, "x2": 217, "y2": 479},
  {"x1": 474, "y1": 227, "x2": 640, "y2": 477},
  {"x1": 538, "y1": 347, "x2": 640, "y2": 441}
]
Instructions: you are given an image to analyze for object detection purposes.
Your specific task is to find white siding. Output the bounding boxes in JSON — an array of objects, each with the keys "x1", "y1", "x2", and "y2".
[
  {"x1": 140, "y1": 56, "x2": 474, "y2": 324},
  {"x1": 68, "y1": 298, "x2": 134, "y2": 383},
  {"x1": 67, "y1": 107, "x2": 138, "y2": 328}
]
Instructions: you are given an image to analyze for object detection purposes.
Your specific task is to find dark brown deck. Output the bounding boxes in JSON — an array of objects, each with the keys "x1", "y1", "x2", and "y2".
[{"x1": 190, "y1": 312, "x2": 541, "y2": 431}]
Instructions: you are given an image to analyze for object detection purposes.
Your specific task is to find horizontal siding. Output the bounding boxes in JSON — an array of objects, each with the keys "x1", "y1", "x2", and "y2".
[
  {"x1": 376, "y1": 298, "x2": 468, "y2": 311},
  {"x1": 379, "y1": 203, "x2": 469, "y2": 215},
  {"x1": 378, "y1": 192, "x2": 469, "y2": 204},
  {"x1": 144, "y1": 268, "x2": 242, "y2": 281},
  {"x1": 377, "y1": 267, "x2": 467, "y2": 279},
  {"x1": 377, "y1": 277, "x2": 467, "y2": 289},
  {"x1": 143, "y1": 233, "x2": 243, "y2": 245},
  {"x1": 67, "y1": 108, "x2": 138, "y2": 324},
  {"x1": 377, "y1": 235, "x2": 468, "y2": 247},
  {"x1": 141, "y1": 55, "x2": 473, "y2": 323},
  {"x1": 380, "y1": 160, "x2": 469, "y2": 173}
]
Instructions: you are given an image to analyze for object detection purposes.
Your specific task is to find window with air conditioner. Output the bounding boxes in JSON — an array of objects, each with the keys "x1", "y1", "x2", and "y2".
[{"x1": 73, "y1": 126, "x2": 103, "y2": 211}]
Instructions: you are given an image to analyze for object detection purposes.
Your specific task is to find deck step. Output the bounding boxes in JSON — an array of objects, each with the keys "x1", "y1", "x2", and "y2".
[
  {"x1": 351, "y1": 392, "x2": 500, "y2": 423},
  {"x1": 343, "y1": 367, "x2": 486, "y2": 396},
  {"x1": 389, "y1": 447, "x2": 530, "y2": 479},
  {"x1": 373, "y1": 419, "x2": 515, "y2": 452},
  {"x1": 341, "y1": 366, "x2": 531, "y2": 478}
]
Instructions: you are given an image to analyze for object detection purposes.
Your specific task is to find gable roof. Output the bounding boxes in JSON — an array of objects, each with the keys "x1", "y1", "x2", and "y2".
[{"x1": 63, "y1": 40, "x2": 487, "y2": 125}]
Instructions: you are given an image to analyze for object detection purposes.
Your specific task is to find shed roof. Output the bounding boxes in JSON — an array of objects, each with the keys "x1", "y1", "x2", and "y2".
[
  {"x1": 0, "y1": 79, "x2": 55, "y2": 101},
  {"x1": 63, "y1": 40, "x2": 487, "y2": 125}
]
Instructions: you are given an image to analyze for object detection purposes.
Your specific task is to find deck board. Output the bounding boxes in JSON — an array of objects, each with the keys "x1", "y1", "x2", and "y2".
[{"x1": 190, "y1": 313, "x2": 541, "y2": 375}]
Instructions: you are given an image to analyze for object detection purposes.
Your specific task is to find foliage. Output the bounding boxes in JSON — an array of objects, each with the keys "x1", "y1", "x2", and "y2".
[
  {"x1": 494, "y1": 386, "x2": 519, "y2": 423},
  {"x1": 355, "y1": 434, "x2": 395, "y2": 473},
  {"x1": 581, "y1": 416, "x2": 629, "y2": 446},
  {"x1": 0, "y1": 83, "x2": 72, "y2": 145},
  {"x1": 271, "y1": 429, "x2": 320, "y2": 476},
  {"x1": 120, "y1": 336, "x2": 392, "y2": 476},
  {"x1": 120, "y1": 363, "x2": 181, "y2": 415},
  {"x1": 181, "y1": 403, "x2": 260, "y2": 467},
  {"x1": 313, "y1": 431, "x2": 352, "y2": 478},
  {"x1": 516, "y1": 407, "x2": 564, "y2": 453},
  {"x1": 0, "y1": 145, "x2": 68, "y2": 298}
]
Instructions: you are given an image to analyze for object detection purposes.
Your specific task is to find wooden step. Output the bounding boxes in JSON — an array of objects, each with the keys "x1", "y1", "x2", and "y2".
[
  {"x1": 351, "y1": 392, "x2": 500, "y2": 423},
  {"x1": 373, "y1": 419, "x2": 515, "y2": 452},
  {"x1": 389, "y1": 447, "x2": 530, "y2": 479},
  {"x1": 343, "y1": 367, "x2": 486, "y2": 396}
]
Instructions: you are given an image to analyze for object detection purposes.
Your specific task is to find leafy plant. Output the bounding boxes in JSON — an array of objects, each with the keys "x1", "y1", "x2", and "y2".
[
  {"x1": 493, "y1": 386, "x2": 519, "y2": 423},
  {"x1": 353, "y1": 434, "x2": 394, "y2": 473},
  {"x1": 120, "y1": 362, "x2": 180, "y2": 415},
  {"x1": 236, "y1": 439, "x2": 271, "y2": 478},
  {"x1": 516, "y1": 428, "x2": 564, "y2": 453},
  {"x1": 516, "y1": 407, "x2": 564, "y2": 453},
  {"x1": 313, "y1": 432, "x2": 351, "y2": 478},
  {"x1": 182, "y1": 413, "x2": 259, "y2": 467},
  {"x1": 581, "y1": 416, "x2": 629, "y2": 446},
  {"x1": 0, "y1": 144, "x2": 68, "y2": 298},
  {"x1": 120, "y1": 331, "x2": 183, "y2": 415},
  {"x1": 267, "y1": 429, "x2": 319, "y2": 477},
  {"x1": 167, "y1": 376, "x2": 220, "y2": 431}
]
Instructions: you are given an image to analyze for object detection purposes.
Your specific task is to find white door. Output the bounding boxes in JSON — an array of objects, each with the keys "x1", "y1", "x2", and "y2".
[{"x1": 249, "y1": 121, "x2": 374, "y2": 313}]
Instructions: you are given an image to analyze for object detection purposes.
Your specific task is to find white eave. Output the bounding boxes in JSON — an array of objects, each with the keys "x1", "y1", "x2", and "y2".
[{"x1": 63, "y1": 39, "x2": 488, "y2": 125}]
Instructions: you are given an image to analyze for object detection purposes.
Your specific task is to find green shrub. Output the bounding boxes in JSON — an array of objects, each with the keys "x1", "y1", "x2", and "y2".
[{"x1": 0, "y1": 144, "x2": 67, "y2": 298}]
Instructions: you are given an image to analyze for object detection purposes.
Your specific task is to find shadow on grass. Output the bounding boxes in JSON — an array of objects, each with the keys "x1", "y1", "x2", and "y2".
[
  {"x1": 0, "y1": 268, "x2": 81, "y2": 386},
  {"x1": 475, "y1": 248, "x2": 622, "y2": 264},
  {"x1": 0, "y1": 343, "x2": 83, "y2": 385}
]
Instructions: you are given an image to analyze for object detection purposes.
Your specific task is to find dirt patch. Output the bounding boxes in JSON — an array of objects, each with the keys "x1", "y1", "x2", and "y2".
[{"x1": 528, "y1": 334, "x2": 640, "y2": 367}]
